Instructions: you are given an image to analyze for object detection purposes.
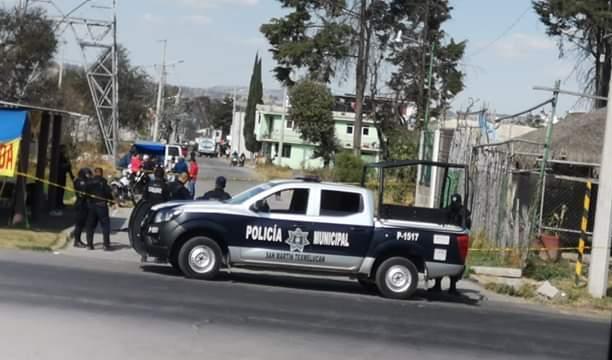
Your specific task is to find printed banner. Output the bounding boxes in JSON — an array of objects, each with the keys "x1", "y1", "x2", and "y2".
[{"x1": 0, "y1": 138, "x2": 21, "y2": 177}]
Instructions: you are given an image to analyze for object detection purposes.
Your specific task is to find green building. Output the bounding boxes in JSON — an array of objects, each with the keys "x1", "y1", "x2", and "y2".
[{"x1": 254, "y1": 104, "x2": 381, "y2": 170}]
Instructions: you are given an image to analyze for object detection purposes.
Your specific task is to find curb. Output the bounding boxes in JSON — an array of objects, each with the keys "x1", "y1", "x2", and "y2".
[{"x1": 52, "y1": 226, "x2": 74, "y2": 251}]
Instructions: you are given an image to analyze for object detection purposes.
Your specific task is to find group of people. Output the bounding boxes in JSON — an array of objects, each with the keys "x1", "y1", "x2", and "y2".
[
  {"x1": 72, "y1": 167, "x2": 114, "y2": 251},
  {"x1": 128, "y1": 152, "x2": 200, "y2": 199}
]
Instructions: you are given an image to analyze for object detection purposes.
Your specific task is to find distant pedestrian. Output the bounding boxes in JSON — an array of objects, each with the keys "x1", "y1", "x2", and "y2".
[
  {"x1": 142, "y1": 154, "x2": 154, "y2": 172},
  {"x1": 198, "y1": 176, "x2": 231, "y2": 201},
  {"x1": 130, "y1": 153, "x2": 142, "y2": 174},
  {"x1": 72, "y1": 168, "x2": 92, "y2": 248},
  {"x1": 173, "y1": 157, "x2": 188, "y2": 174},
  {"x1": 188, "y1": 157, "x2": 199, "y2": 199},
  {"x1": 85, "y1": 167, "x2": 114, "y2": 251}
]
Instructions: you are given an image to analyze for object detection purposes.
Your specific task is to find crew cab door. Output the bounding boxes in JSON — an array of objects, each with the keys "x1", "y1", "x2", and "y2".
[
  {"x1": 237, "y1": 185, "x2": 316, "y2": 265},
  {"x1": 308, "y1": 188, "x2": 374, "y2": 265}
]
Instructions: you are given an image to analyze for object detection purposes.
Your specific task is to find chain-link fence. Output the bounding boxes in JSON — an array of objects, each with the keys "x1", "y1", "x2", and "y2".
[{"x1": 538, "y1": 174, "x2": 597, "y2": 247}]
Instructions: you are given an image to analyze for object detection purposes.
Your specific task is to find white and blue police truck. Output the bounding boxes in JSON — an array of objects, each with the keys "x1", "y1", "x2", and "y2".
[{"x1": 135, "y1": 160, "x2": 471, "y2": 299}]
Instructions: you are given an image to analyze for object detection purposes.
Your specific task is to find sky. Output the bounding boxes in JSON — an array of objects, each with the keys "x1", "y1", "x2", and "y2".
[{"x1": 2, "y1": 0, "x2": 587, "y2": 115}]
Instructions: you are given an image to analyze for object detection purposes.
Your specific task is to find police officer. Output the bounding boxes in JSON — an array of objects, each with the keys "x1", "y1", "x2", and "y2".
[
  {"x1": 198, "y1": 176, "x2": 231, "y2": 201},
  {"x1": 143, "y1": 167, "x2": 168, "y2": 203},
  {"x1": 72, "y1": 168, "x2": 92, "y2": 248},
  {"x1": 85, "y1": 167, "x2": 114, "y2": 251},
  {"x1": 167, "y1": 172, "x2": 192, "y2": 200}
]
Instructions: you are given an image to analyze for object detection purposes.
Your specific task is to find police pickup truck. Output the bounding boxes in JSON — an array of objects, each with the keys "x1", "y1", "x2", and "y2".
[{"x1": 138, "y1": 160, "x2": 470, "y2": 299}]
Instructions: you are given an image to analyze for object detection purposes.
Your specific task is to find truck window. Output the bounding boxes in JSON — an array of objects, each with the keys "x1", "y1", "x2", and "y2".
[
  {"x1": 168, "y1": 147, "x2": 180, "y2": 157},
  {"x1": 320, "y1": 190, "x2": 362, "y2": 216},
  {"x1": 262, "y1": 189, "x2": 309, "y2": 215}
]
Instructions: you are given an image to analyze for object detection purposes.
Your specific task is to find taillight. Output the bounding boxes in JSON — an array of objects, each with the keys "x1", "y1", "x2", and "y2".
[{"x1": 456, "y1": 234, "x2": 469, "y2": 263}]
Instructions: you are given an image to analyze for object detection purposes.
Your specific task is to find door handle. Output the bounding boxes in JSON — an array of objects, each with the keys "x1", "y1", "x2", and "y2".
[{"x1": 350, "y1": 226, "x2": 367, "y2": 232}]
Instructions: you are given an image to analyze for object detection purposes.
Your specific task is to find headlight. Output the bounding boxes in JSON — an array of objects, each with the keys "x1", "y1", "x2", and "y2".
[{"x1": 153, "y1": 208, "x2": 183, "y2": 223}]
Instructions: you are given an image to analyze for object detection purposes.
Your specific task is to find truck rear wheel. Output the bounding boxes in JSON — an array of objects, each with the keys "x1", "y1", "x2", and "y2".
[
  {"x1": 375, "y1": 257, "x2": 419, "y2": 299},
  {"x1": 178, "y1": 237, "x2": 222, "y2": 280}
]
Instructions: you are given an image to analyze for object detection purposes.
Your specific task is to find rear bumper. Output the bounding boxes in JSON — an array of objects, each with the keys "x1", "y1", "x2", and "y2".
[{"x1": 425, "y1": 262, "x2": 465, "y2": 279}]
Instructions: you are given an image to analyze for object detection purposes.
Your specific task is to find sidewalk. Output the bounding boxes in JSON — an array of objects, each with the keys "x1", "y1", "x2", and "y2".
[{"x1": 58, "y1": 207, "x2": 140, "y2": 262}]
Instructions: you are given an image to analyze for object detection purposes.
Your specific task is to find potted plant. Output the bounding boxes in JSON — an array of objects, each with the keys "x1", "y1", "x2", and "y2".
[{"x1": 539, "y1": 204, "x2": 567, "y2": 262}]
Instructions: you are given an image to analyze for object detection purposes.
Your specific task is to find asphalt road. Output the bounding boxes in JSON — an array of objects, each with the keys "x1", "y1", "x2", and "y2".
[
  {"x1": 194, "y1": 155, "x2": 259, "y2": 199},
  {"x1": 0, "y1": 250, "x2": 609, "y2": 360}
]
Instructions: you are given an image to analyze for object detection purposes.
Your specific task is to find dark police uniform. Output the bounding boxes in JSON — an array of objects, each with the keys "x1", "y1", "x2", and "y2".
[
  {"x1": 143, "y1": 178, "x2": 168, "y2": 203},
  {"x1": 199, "y1": 188, "x2": 231, "y2": 201},
  {"x1": 72, "y1": 174, "x2": 89, "y2": 246},
  {"x1": 85, "y1": 175, "x2": 113, "y2": 250},
  {"x1": 167, "y1": 180, "x2": 192, "y2": 201}
]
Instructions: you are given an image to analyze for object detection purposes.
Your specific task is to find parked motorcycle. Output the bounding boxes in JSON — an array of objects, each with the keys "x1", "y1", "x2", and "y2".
[
  {"x1": 110, "y1": 170, "x2": 135, "y2": 206},
  {"x1": 239, "y1": 153, "x2": 246, "y2": 167}
]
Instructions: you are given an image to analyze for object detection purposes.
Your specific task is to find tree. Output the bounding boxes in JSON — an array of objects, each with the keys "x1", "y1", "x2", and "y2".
[
  {"x1": 209, "y1": 96, "x2": 234, "y2": 136},
  {"x1": 0, "y1": 6, "x2": 57, "y2": 102},
  {"x1": 288, "y1": 79, "x2": 337, "y2": 167},
  {"x1": 243, "y1": 54, "x2": 263, "y2": 153},
  {"x1": 533, "y1": 0, "x2": 612, "y2": 108},
  {"x1": 262, "y1": 1, "x2": 465, "y2": 157},
  {"x1": 385, "y1": 0, "x2": 466, "y2": 127}
]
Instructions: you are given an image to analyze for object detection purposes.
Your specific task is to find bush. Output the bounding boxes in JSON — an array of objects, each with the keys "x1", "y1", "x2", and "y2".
[
  {"x1": 333, "y1": 152, "x2": 364, "y2": 183},
  {"x1": 523, "y1": 255, "x2": 573, "y2": 281}
]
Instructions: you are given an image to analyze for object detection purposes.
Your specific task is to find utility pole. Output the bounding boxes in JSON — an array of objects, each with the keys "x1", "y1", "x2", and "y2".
[
  {"x1": 153, "y1": 40, "x2": 167, "y2": 142},
  {"x1": 233, "y1": 87, "x2": 240, "y2": 154},
  {"x1": 589, "y1": 75, "x2": 612, "y2": 298},
  {"x1": 352, "y1": 0, "x2": 368, "y2": 157}
]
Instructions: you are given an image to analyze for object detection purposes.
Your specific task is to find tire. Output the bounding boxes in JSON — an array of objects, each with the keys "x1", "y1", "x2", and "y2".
[
  {"x1": 375, "y1": 257, "x2": 419, "y2": 300},
  {"x1": 178, "y1": 237, "x2": 222, "y2": 280},
  {"x1": 128, "y1": 201, "x2": 153, "y2": 256},
  {"x1": 169, "y1": 255, "x2": 181, "y2": 273}
]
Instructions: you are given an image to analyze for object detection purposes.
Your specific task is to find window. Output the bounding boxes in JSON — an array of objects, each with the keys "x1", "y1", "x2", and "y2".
[
  {"x1": 286, "y1": 120, "x2": 295, "y2": 129},
  {"x1": 362, "y1": 127, "x2": 370, "y2": 136},
  {"x1": 282, "y1": 144, "x2": 292, "y2": 158},
  {"x1": 346, "y1": 125, "x2": 353, "y2": 134},
  {"x1": 260, "y1": 188, "x2": 309, "y2": 214},
  {"x1": 168, "y1": 147, "x2": 180, "y2": 157},
  {"x1": 320, "y1": 190, "x2": 362, "y2": 216}
]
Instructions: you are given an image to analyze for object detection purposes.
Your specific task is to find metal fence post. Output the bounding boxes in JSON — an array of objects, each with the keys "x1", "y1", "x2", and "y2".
[{"x1": 575, "y1": 181, "x2": 592, "y2": 285}]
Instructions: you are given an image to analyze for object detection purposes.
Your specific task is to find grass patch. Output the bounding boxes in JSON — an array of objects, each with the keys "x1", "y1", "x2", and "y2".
[
  {"x1": 255, "y1": 164, "x2": 294, "y2": 181},
  {"x1": 0, "y1": 229, "x2": 62, "y2": 251},
  {"x1": 523, "y1": 255, "x2": 573, "y2": 281},
  {"x1": 485, "y1": 282, "x2": 537, "y2": 298},
  {"x1": 466, "y1": 230, "x2": 523, "y2": 269}
]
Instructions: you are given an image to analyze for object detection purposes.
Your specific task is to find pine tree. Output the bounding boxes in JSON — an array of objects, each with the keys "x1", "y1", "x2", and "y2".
[{"x1": 243, "y1": 54, "x2": 263, "y2": 153}]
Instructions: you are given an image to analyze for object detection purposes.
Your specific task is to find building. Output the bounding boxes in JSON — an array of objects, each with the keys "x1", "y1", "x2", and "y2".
[{"x1": 254, "y1": 104, "x2": 381, "y2": 169}]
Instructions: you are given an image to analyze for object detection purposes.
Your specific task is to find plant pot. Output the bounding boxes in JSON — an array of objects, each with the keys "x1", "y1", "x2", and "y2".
[{"x1": 539, "y1": 234, "x2": 560, "y2": 262}]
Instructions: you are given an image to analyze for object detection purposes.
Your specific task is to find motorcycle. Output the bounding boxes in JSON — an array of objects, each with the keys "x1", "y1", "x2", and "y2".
[
  {"x1": 110, "y1": 169, "x2": 135, "y2": 206},
  {"x1": 239, "y1": 154, "x2": 246, "y2": 167},
  {"x1": 230, "y1": 154, "x2": 239, "y2": 167}
]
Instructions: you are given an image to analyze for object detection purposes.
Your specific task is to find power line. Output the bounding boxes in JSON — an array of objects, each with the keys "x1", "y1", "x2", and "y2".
[{"x1": 468, "y1": 5, "x2": 531, "y2": 57}]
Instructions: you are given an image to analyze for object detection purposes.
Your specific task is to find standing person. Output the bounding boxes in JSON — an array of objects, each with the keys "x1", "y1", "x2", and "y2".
[
  {"x1": 130, "y1": 153, "x2": 142, "y2": 174},
  {"x1": 142, "y1": 154, "x2": 154, "y2": 172},
  {"x1": 188, "y1": 157, "x2": 199, "y2": 199},
  {"x1": 173, "y1": 157, "x2": 188, "y2": 174},
  {"x1": 54, "y1": 145, "x2": 74, "y2": 214},
  {"x1": 143, "y1": 167, "x2": 168, "y2": 203},
  {"x1": 198, "y1": 176, "x2": 231, "y2": 201},
  {"x1": 167, "y1": 172, "x2": 192, "y2": 200},
  {"x1": 85, "y1": 167, "x2": 114, "y2": 251},
  {"x1": 72, "y1": 168, "x2": 92, "y2": 248}
]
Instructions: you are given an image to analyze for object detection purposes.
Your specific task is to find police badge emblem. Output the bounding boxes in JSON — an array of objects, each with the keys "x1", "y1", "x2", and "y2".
[{"x1": 285, "y1": 228, "x2": 310, "y2": 252}]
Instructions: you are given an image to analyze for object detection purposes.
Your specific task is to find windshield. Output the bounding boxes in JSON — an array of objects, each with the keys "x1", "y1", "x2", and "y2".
[{"x1": 225, "y1": 182, "x2": 279, "y2": 204}]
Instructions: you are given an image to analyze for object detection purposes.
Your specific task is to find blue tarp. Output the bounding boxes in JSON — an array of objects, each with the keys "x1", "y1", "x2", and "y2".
[
  {"x1": 0, "y1": 110, "x2": 27, "y2": 142},
  {"x1": 133, "y1": 140, "x2": 165, "y2": 155}
]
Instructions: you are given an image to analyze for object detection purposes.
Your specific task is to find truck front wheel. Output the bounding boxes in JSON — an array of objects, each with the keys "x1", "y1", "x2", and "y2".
[
  {"x1": 178, "y1": 237, "x2": 222, "y2": 280},
  {"x1": 375, "y1": 257, "x2": 419, "y2": 299}
]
